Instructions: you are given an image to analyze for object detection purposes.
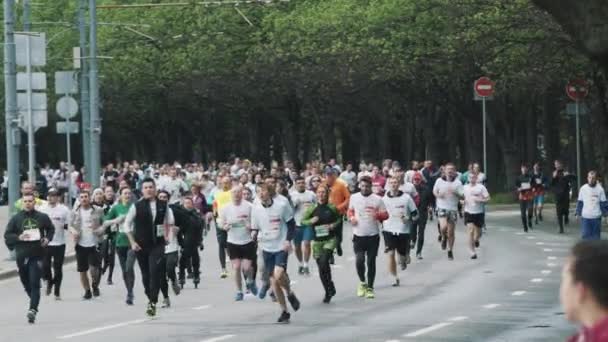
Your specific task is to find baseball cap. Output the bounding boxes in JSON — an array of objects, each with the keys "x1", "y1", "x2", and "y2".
[
  {"x1": 324, "y1": 166, "x2": 338, "y2": 175},
  {"x1": 47, "y1": 188, "x2": 60, "y2": 195}
]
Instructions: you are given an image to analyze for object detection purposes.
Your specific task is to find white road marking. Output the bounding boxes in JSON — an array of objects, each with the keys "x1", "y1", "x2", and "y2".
[
  {"x1": 531, "y1": 278, "x2": 544, "y2": 283},
  {"x1": 543, "y1": 248, "x2": 553, "y2": 252},
  {"x1": 511, "y1": 290, "x2": 527, "y2": 296},
  {"x1": 200, "y1": 335, "x2": 236, "y2": 342},
  {"x1": 403, "y1": 322, "x2": 454, "y2": 337},
  {"x1": 526, "y1": 236, "x2": 536, "y2": 240},
  {"x1": 57, "y1": 319, "x2": 148, "y2": 339},
  {"x1": 547, "y1": 256, "x2": 557, "y2": 260},
  {"x1": 536, "y1": 242, "x2": 545, "y2": 245},
  {"x1": 482, "y1": 303, "x2": 501, "y2": 309},
  {"x1": 385, "y1": 340, "x2": 401, "y2": 342},
  {"x1": 347, "y1": 256, "x2": 356, "y2": 261},
  {"x1": 193, "y1": 305, "x2": 212, "y2": 310},
  {"x1": 448, "y1": 316, "x2": 469, "y2": 322},
  {"x1": 515, "y1": 232, "x2": 525, "y2": 235},
  {"x1": 541, "y1": 270, "x2": 552, "y2": 275},
  {"x1": 331, "y1": 264, "x2": 344, "y2": 269},
  {"x1": 290, "y1": 280, "x2": 298, "y2": 285},
  {"x1": 547, "y1": 263, "x2": 557, "y2": 267}
]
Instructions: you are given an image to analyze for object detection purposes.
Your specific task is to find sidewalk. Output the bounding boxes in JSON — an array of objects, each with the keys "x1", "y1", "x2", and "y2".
[{"x1": 0, "y1": 206, "x2": 76, "y2": 280}]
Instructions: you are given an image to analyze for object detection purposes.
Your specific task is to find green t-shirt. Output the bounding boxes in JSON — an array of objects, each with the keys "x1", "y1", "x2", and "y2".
[{"x1": 104, "y1": 202, "x2": 132, "y2": 247}]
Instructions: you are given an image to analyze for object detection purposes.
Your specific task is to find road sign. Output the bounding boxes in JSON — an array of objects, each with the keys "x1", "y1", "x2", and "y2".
[
  {"x1": 56, "y1": 96, "x2": 79, "y2": 119},
  {"x1": 474, "y1": 77, "x2": 495, "y2": 97},
  {"x1": 17, "y1": 72, "x2": 46, "y2": 91},
  {"x1": 55, "y1": 71, "x2": 78, "y2": 95},
  {"x1": 17, "y1": 93, "x2": 47, "y2": 131},
  {"x1": 56, "y1": 121, "x2": 79, "y2": 134},
  {"x1": 15, "y1": 33, "x2": 46, "y2": 67},
  {"x1": 566, "y1": 79, "x2": 589, "y2": 101},
  {"x1": 566, "y1": 102, "x2": 589, "y2": 116}
]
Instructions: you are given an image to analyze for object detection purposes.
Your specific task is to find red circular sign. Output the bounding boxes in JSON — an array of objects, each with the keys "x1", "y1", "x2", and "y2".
[
  {"x1": 566, "y1": 79, "x2": 589, "y2": 101},
  {"x1": 474, "y1": 77, "x2": 495, "y2": 97}
]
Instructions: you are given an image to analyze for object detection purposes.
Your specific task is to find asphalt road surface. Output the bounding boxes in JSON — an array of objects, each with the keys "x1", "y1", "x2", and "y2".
[{"x1": 0, "y1": 208, "x2": 578, "y2": 342}]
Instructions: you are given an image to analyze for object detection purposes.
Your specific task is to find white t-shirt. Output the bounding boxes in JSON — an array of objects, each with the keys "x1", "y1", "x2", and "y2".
[
  {"x1": 340, "y1": 171, "x2": 357, "y2": 188},
  {"x1": 348, "y1": 193, "x2": 386, "y2": 237},
  {"x1": 404, "y1": 170, "x2": 420, "y2": 184},
  {"x1": 433, "y1": 178, "x2": 464, "y2": 211},
  {"x1": 158, "y1": 178, "x2": 189, "y2": 204},
  {"x1": 40, "y1": 203, "x2": 70, "y2": 246},
  {"x1": 463, "y1": 183, "x2": 490, "y2": 214},
  {"x1": 400, "y1": 182, "x2": 418, "y2": 198},
  {"x1": 290, "y1": 190, "x2": 316, "y2": 226},
  {"x1": 78, "y1": 208, "x2": 98, "y2": 247},
  {"x1": 382, "y1": 192, "x2": 417, "y2": 234},
  {"x1": 165, "y1": 227, "x2": 180, "y2": 254},
  {"x1": 252, "y1": 199, "x2": 292, "y2": 253},
  {"x1": 220, "y1": 201, "x2": 253, "y2": 245},
  {"x1": 578, "y1": 184, "x2": 607, "y2": 219}
]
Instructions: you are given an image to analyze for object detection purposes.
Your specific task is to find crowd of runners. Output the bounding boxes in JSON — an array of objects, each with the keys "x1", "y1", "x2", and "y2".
[{"x1": 4, "y1": 157, "x2": 607, "y2": 325}]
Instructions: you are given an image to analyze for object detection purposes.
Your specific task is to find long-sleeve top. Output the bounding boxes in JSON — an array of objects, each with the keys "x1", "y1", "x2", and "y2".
[{"x1": 4, "y1": 209, "x2": 54, "y2": 259}]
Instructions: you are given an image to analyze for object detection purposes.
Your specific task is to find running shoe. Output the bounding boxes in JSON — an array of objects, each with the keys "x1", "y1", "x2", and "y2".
[
  {"x1": 27, "y1": 309, "x2": 37, "y2": 324},
  {"x1": 83, "y1": 290, "x2": 92, "y2": 300},
  {"x1": 92, "y1": 286, "x2": 100, "y2": 297},
  {"x1": 235, "y1": 292, "x2": 244, "y2": 301},
  {"x1": 303, "y1": 266, "x2": 310, "y2": 275},
  {"x1": 146, "y1": 302, "x2": 157, "y2": 317},
  {"x1": 298, "y1": 266, "x2": 304, "y2": 275},
  {"x1": 247, "y1": 281, "x2": 259, "y2": 296},
  {"x1": 392, "y1": 278, "x2": 400, "y2": 287},
  {"x1": 357, "y1": 283, "x2": 367, "y2": 297},
  {"x1": 448, "y1": 250, "x2": 454, "y2": 260},
  {"x1": 287, "y1": 292, "x2": 300, "y2": 311},
  {"x1": 471, "y1": 254, "x2": 478, "y2": 260},
  {"x1": 258, "y1": 283, "x2": 269, "y2": 299},
  {"x1": 365, "y1": 287, "x2": 375, "y2": 299},
  {"x1": 172, "y1": 281, "x2": 181, "y2": 296},
  {"x1": 162, "y1": 297, "x2": 171, "y2": 308},
  {"x1": 277, "y1": 311, "x2": 290, "y2": 324},
  {"x1": 220, "y1": 270, "x2": 228, "y2": 279}
]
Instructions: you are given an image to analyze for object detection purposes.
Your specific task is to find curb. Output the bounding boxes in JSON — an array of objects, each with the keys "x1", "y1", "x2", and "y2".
[{"x1": 0, "y1": 253, "x2": 77, "y2": 281}]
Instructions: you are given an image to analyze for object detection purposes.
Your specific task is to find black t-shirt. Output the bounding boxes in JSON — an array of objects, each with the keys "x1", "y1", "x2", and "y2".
[
  {"x1": 104, "y1": 170, "x2": 120, "y2": 190},
  {"x1": 309, "y1": 203, "x2": 340, "y2": 241}
]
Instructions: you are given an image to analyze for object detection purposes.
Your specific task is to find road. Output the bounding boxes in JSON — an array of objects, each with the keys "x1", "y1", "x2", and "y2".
[{"x1": 0, "y1": 208, "x2": 578, "y2": 342}]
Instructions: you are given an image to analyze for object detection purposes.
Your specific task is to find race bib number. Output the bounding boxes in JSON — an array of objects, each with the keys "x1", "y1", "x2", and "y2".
[
  {"x1": 24, "y1": 229, "x2": 41, "y2": 241},
  {"x1": 264, "y1": 219, "x2": 281, "y2": 240},
  {"x1": 535, "y1": 179, "x2": 542, "y2": 185},
  {"x1": 315, "y1": 224, "x2": 330, "y2": 237},
  {"x1": 231, "y1": 221, "x2": 247, "y2": 230},
  {"x1": 521, "y1": 182, "x2": 531, "y2": 190},
  {"x1": 156, "y1": 225, "x2": 165, "y2": 238}
]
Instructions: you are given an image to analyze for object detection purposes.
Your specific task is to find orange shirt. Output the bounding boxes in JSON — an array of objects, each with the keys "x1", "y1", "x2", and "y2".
[{"x1": 325, "y1": 178, "x2": 350, "y2": 215}]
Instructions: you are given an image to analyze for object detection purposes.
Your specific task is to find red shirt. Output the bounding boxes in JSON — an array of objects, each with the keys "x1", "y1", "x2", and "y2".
[{"x1": 568, "y1": 316, "x2": 608, "y2": 342}]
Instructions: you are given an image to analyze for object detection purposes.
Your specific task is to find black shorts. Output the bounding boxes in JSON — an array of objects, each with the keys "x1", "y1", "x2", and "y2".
[
  {"x1": 75, "y1": 245, "x2": 101, "y2": 273},
  {"x1": 382, "y1": 231, "x2": 410, "y2": 255},
  {"x1": 353, "y1": 235, "x2": 380, "y2": 257},
  {"x1": 464, "y1": 213, "x2": 484, "y2": 228},
  {"x1": 227, "y1": 242, "x2": 256, "y2": 261}
]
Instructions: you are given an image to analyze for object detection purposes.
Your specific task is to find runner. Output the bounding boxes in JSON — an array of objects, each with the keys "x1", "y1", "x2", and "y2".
[
  {"x1": 324, "y1": 168, "x2": 350, "y2": 259},
  {"x1": 158, "y1": 167, "x2": 189, "y2": 205},
  {"x1": 516, "y1": 164, "x2": 535, "y2": 232},
  {"x1": 433, "y1": 163, "x2": 464, "y2": 260},
  {"x1": 575, "y1": 171, "x2": 608, "y2": 240},
  {"x1": 70, "y1": 190, "x2": 105, "y2": 299},
  {"x1": 176, "y1": 196, "x2": 205, "y2": 289},
  {"x1": 463, "y1": 173, "x2": 490, "y2": 259},
  {"x1": 102, "y1": 187, "x2": 136, "y2": 305},
  {"x1": 124, "y1": 178, "x2": 175, "y2": 317},
  {"x1": 39, "y1": 188, "x2": 70, "y2": 300},
  {"x1": 531, "y1": 162, "x2": 548, "y2": 225},
  {"x1": 220, "y1": 186, "x2": 258, "y2": 301},
  {"x1": 100, "y1": 186, "x2": 116, "y2": 285},
  {"x1": 158, "y1": 190, "x2": 180, "y2": 308},
  {"x1": 4, "y1": 193, "x2": 54, "y2": 323},
  {"x1": 102, "y1": 163, "x2": 120, "y2": 192},
  {"x1": 213, "y1": 176, "x2": 233, "y2": 279},
  {"x1": 410, "y1": 173, "x2": 430, "y2": 260},
  {"x1": 290, "y1": 176, "x2": 316, "y2": 275},
  {"x1": 339, "y1": 163, "x2": 357, "y2": 193},
  {"x1": 348, "y1": 176, "x2": 388, "y2": 299},
  {"x1": 251, "y1": 183, "x2": 300, "y2": 323},
  {"x1": 552, "y1": 160, "x2": 576, "y2": 234},
  {"x1": 382, "y1": 177, "x2": 418, "y2": 287},
  {"x1": 301, "y1": 184, "x2": 340, "y2": 303}
]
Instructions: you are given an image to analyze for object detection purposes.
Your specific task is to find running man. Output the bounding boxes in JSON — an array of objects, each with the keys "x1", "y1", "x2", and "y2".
[
  {"x1": 382, "y1": 177, "x2": 418, "y2": 286},
  {"x1": 575, "y1": 171, "x2": 608, "y2": 240},
  {"x1": 220, "y1": 186, "x2": 258, "y2": 301},
  {"x1": 4, "y1": 193, "x2": 54, "y2": 324},
  {"x1": 124, "y1": 178, "x2": 175, "y2": 317},
  {"x1": 252, "y1": 183, "x2": 301, "y2": 323},
  {"x1": 516, "y1": 164, "x2": 535, "y2": 232},
  {"x1": 290, "y1": 176, "x2": 316, "y2": 275},
  {"x1": 158, "y1": 190, "x2": 180, "y2": 308},
  {"x1": 301, "y1": 184, "x2": 340, "y2": 303},
  {"x1": 348, "y1": 176, "x2": 388, "y2": 299},
  {"x1": 433, "y1": 163, "x2": 464, "y2": 260},
  {"x1": 463, "y1": 173, "x2": 490, "y2": 259},
  {"x1": 324, "y1": 168, "x2": 350, "y2": 259},
  {"x1": 39, "y1": 188, "x2": 70, "y2": 300},
  {"x1": 70, "y1": 191, "x2": 105, "y2": 299}
]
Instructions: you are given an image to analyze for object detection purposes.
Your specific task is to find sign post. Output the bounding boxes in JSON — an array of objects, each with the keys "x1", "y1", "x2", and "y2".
[
  {"x1": 474, "y1": 76, "x2": 495, "y2": 177},
  {"x1": 55, "y1": 70, "x2": 79, "y2": 203},
  {"x1": 566, "y1": 79, "x2": 589, "y2": 190}
]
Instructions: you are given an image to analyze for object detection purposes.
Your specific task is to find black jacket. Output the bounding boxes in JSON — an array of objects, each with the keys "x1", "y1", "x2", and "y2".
[
  {"x1": 133, "y1": 199, "x2": 168, "y2": 250},
  {"x1": 171, "y1": 204, "x2": 203, "y2": 249},
  {"x1": 4, "y1": 209, "x2": 54, "y2": 259},
  {"x1": 552, "y1": 172, "x2": 576, "y2": 200}
]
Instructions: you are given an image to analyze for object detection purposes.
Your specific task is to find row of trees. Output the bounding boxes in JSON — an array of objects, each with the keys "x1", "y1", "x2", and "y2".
[{"x1": 0, "y1": 0, "x2": 606, "y2": 190}]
